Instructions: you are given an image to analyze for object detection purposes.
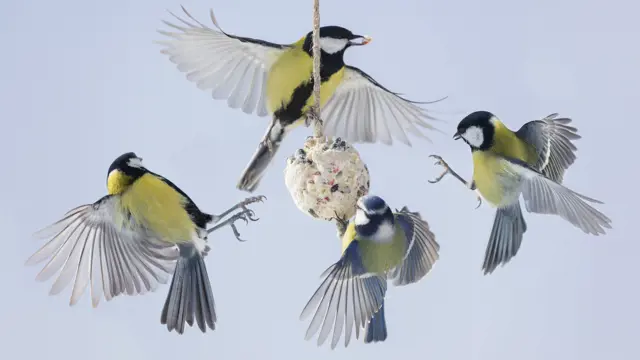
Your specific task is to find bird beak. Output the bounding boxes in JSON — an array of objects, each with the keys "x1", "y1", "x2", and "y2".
[
  {"x1": 453, "y1": 131, "x2": 461, "y2": 140},
  {"x1": 350, "y1": 35, "x2": 372, "y2": 46}
]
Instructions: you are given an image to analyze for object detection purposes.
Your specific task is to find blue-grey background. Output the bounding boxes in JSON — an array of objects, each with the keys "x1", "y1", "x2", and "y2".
[{"x1": 1, "y1": 0, "x2": 637, "y2": 359}]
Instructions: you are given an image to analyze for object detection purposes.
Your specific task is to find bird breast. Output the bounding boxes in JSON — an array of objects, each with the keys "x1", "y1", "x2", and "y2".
[{"x1": 119, "y1": 174, "x2": 196, "y2": 244}]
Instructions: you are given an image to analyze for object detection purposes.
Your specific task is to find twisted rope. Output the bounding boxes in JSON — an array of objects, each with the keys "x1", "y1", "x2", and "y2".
[{"x1": 311, "y1": 0, "x2": 323, "y2": 137}]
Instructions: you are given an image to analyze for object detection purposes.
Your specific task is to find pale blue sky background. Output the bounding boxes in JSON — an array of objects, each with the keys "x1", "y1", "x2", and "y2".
[{"x1": 1, "y1": 0, "x2": 638, "y2": 359}]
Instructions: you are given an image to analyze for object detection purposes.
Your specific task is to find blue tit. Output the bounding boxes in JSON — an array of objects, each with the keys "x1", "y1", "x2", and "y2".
[
  {"x1": 158, "y1": 7, "x2": 441, "y2": 193},
  {"x1": 429, "y1": 111, "x2": 612, "y2": 274},
  {"x1": 27, "y1": 152, "x2": 264, "y2": 334},
  {"x1": 300, "y1": 195, "x2": 440, "y2": 349}
]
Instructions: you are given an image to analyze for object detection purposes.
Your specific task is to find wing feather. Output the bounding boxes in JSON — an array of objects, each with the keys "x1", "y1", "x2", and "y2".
[
  {"x1": 515, "y1": 113, "x2": 581, "y2": 183},
  {"x1": 27, "y1": 195, "x2": 178, "y2": 307},
  {"x1": 300, "y1": 241, "x2": 387, "y2": 349},
  {"x1": 391, "y1": 207, "x2": 440, "y2": 286},
  {"x1": 321, "y1": 66, "x2": 443, "y2": 146},
  {"x1": 497, "y1": 157, "x2": 612, "y2": 235},
  {"x1": 157, "y1": 6, "x2": 290, "y2": 117}
]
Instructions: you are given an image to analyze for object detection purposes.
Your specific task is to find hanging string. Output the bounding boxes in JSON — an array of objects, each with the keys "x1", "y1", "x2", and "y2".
[{"x1": 311, "y1": 0, "x2": 323, "y2": 137}]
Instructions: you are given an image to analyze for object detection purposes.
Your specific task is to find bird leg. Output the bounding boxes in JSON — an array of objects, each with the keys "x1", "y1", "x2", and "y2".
[
  {"x1": 428, "y1": 155, "x2": 482, "y2": 209},
  {"x1": 207, "y1": 196, "x2": 266, "y2": 241},
  {"x1": 207, "y1": 208, "x2": 258, "y2": 242},
  {"x1": 305, "y1": 107, "x2": 323, "y2": 128},
  {"x1": 332, "y1": 211, "x2": 350, "y2": 238},
  {"x1": 211, "y1": 196, "x2": 266, "y2": 223}
]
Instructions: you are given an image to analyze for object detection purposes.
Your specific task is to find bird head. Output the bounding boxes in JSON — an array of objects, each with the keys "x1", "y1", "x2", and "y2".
[
  {"x1": 106, "y1": 152, "x2": 146, "y2": 195},
  {"x1": 303, "y1": 26, "x2": 371, "y2": 56},
  {"x1": 354, "y1": 195, "x2": 395, "y2": 240},
  {"x1": 453, "y1": 110, "x2": 497, "y2": 151}
]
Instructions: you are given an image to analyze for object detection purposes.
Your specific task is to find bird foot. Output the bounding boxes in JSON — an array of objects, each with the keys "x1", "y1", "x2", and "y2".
[
  {"x1": 332, "y1": 211, "x2": 350, "y2": 238},
  {"x1": 428, "y1": 155, "x2": 451, "y2": 184},
  {"x1": 305, "y1": 107, "x2": 323, "y2": 128},
  {"x1": 428, "y1": 154, "x2": 482, "y2": 209},
  {"x1": 207, "y1": 196, "x2": 266, "y2": 240}
]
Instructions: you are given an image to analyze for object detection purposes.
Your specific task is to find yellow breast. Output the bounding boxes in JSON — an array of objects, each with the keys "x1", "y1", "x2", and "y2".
[
  {"x1": 341, "y1": 222, "x2": 406, "y2": 274},
  {"x1": 118, "y1": 174, "x2": 195, "y2": 243},
  {"x1": 472, "y1": 151, "x2": 509, "y2": 207},
  {"x1": 266, "y1": 48, "x2": 345, "y2": 117}
]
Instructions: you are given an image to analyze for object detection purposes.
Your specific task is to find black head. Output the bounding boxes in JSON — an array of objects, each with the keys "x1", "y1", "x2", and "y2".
[
  {"x1": 303, "y1": 26, "x2": 371, "y2": 56},
  {"x1": 106, "y1": 152, "x2": 147, "y2": 194},
  {"x1": 453, "y1": 111, "x2": 496, "y2": 151},
  {"x1": 354, "y1": 195, "x2": 395, "y2": 239}
]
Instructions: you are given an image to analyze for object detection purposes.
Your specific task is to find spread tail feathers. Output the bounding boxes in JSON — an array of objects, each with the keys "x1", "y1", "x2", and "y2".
[
  {"x1": 237, "y1": 118, "x2": 285, "y2": 193},
  {"x1": 160, "y1": 249, "x2": 216, "y2": 334},
  {"x1": 365, "y1": 301, "x2": 388, "y2": 344}
]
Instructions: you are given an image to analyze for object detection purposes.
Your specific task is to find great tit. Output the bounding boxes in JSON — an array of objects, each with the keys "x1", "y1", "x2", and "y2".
[
  {"x1": 429, "y1": 111, "x2": 612, "y2": 274},
  {"x1": 27, "y1": 152, "x2": 265, "y2": 334},
  {"x1": 300, "y1": 195, "x2": 439, "y2": 349},
  {"x1": 158, "y1": 7, "x2": 441, "y2": 193}
]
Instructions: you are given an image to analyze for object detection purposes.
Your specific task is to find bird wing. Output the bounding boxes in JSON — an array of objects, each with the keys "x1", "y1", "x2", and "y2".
[
  {"x1": 26, "y1": 195, "x2": 179, "y2": 307},
  {"x1": 300, "y1": 240, "x2": 387, "y2": 349},
  {"x1": 496, "y1": 156, "x2": 612, "y2": 235},
  {"x1": 320, "y1": 65, "x2": 442, "y2": 146},
  {"x1": 157, "y1": 6, "x2": 291, "y2": 117},
  {"x1": 482, "y1": 203, "x2": 527, "y2": 275},
  {"x1": 390, "y1": 207, "x2": 440, "y2": 286},
  {"x1": 515, "y1": 113, "x2": 581, "y2": 183}
]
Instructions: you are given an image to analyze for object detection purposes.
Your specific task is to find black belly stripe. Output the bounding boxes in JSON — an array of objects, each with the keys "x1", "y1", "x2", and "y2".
[
  {"x1": 273, "y1": 51, "x2": 345, "y2": 126},
  {"x1": 274, "y1": 82, "x2": 314, "y2": 124}
]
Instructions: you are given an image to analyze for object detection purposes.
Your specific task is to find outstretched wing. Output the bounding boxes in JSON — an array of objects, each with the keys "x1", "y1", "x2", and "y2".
[
  {"x1": 157, "y1": 6, "x2": 290, "y2": 117},
  {"x1": 26, "y1": 195, "x2": 178, "y2": 307},
  {"x1": 391, "y1": 207, "x2": 440, "y2": 286},
  {"x1": 321, "y1": 66, "x2": 443, "y2": 146},
  {"x1": 300, "y1": 240, "x2": 387, "y2": 349},
  {"x1": 497, "y1": 156, "x2": 612, "y2": 235},
  {"x1": 515, "y1": 113, "x2": 581, "y2": 183}
]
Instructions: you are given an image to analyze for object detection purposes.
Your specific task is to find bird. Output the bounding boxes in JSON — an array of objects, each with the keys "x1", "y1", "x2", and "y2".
[
  {"x1": 157, "y1": 6, "x2": 442, "y2": 193},
  {"x1": 428, "y1": 111, "x2": 612, "y2": 274},
  {"x1": 300, "y1": 195, "x2": 439, "y2": 349},
  {"x1": 26, "y1": 152, "x2": 265, "y2": 334}
]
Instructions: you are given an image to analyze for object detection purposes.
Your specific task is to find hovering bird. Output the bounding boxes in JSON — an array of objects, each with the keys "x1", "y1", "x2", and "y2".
[
  {"x1": 300, "y1": 195, "x2": 439, "y2": 349},
  {"x1": 158, "y1": 7, "x2": 441, "y2": 193},
  {"x1": 26, "y1": 152, "x2": 265, "y2": 334},
  {"x1": 429, "y1": 111, "x2": 612, "y2": 274}
]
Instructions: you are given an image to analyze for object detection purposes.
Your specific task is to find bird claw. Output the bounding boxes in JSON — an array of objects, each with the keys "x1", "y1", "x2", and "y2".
[
  {"x1": 305, "y1": 107, "x2": 323, "y2": 128},
  {"x1": 227, "y1": 208, "x2": 256, "y2": 242},
  {"x1": 332, "y1": 211, "x2": 349, "y2": 227},
  {"x1": 238, "y1": 196, "x2": 265, "y2": 221},
  {"x1": 332, "y1": 211, "x2": 350, "y2": 238},
  {"x1": 207, "y1": 196, "x2": 265, "y2": 240},
  {"x1": 428, "y1": 154, "x2": 451, "y2": 184},
  {"x1": 475, "y1": 196, "x2": 482, "y2": 209}
]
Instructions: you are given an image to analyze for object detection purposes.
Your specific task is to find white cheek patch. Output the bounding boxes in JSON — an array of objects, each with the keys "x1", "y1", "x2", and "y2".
[
  {"x1": 128, "y1": 158, "x2": 144, "y2": 168},
  {"x1": 462, "y1": 126, "x2": 484, "y2": 148},
  {"x1": 354, "y1": 209, "x2": 369, "y2": 226},
  {"x1": 319, "y1": 37, "x2": 348, "y2": 54}
]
